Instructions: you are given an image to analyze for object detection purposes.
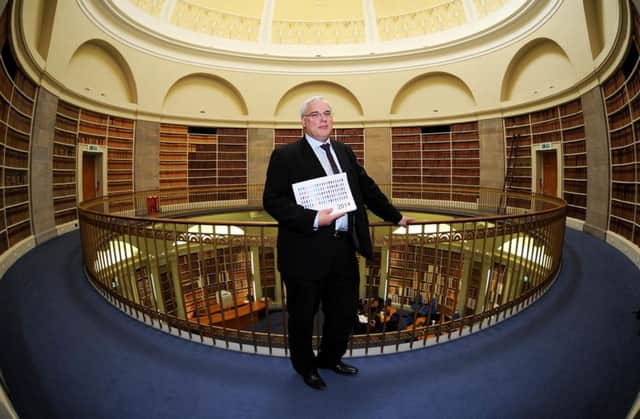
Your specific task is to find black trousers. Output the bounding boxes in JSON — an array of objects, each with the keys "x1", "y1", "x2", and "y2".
[{"x1": 281, "y1": 235, "x2": 359, "y2": 375}]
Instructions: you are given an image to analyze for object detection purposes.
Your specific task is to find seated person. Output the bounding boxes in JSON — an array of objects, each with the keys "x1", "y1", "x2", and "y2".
[
  {"x1": 385, "y1": 312, "x2": 400, "y2": 331},
  {"x1": 419, "y1": 303, "x2": 439, "y2": 322},
  {"x1": 368, "y1": 297, "x2": 384, "y2": 314}
]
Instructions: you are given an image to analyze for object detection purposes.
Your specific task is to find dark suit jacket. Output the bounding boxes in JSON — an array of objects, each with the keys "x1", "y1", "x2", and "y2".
[{"x1": 263, "y1": 137, "x2": 402, "y2": 280}]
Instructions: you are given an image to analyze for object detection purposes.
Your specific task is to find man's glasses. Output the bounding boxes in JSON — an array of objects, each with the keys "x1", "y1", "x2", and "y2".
[{"x1": 304, "y1": 110, "x2": 333, "y2": 119}]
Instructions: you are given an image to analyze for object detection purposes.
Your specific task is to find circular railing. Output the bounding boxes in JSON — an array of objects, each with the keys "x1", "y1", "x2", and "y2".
[{"x1": 78, "y1": 185, "x2": 566, "y2": 356}]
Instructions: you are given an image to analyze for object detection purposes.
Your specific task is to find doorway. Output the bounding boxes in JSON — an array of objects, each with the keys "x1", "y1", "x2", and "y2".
[
  {"x1": 81, "y1": 152, "x2": 103, "y2": 201},
  {"x1": 536, "y1": 149, "x2": 558, "y2": 197}
]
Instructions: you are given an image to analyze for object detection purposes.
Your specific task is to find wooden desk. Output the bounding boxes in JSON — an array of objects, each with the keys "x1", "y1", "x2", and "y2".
[{"x1": 192, "y1": 300, "x2": 267, "y2": 329}]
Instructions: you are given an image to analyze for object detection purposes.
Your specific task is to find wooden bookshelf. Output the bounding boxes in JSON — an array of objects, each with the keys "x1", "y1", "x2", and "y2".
[
  {"x1": 387, "y1": 245, "x2": 462, "y2": 317},
  {"x1": 135, "y1": 266, "x2": 155, "y2": 309},
  {"x1": 107, "y1": 116, "x2": 134, "y2": 196},
  {"x1": 603, "y1": 36, "x2": 640, "y2": 246},
  {"x1": 451, "y1": 122, "x2": 480, "y2": 200},
  {"x1": 160, "y1": 124, "x2": 248, "y2": 203},
  {"x1": 333, "y1": 128, "x2": 364, "y2": 165},
  {"x1": 0, "y1": 38, "x2": 36, "y2": 251},
  {"x1": 391, "y1": 126, "x2": 422, "y2": 198},
  {"x1": 274, "y1": 128, "x2": 365, "y2": 165},
  {"x1": 178, "y1": 247, "x2": 250, "y2": 318},
  {"x1": 504, "y1": 115, "x2": 533, "y2": 197},
  {"x1": 216, "y1": 128, "x2": 247, "y2": 200},
  {"x1": 423, "y1": 130, "x2": 451, "y2": 195},
  {"x1": 159, "y1": 124, "x2": 188, "y2": 203},
  {"x1": 391, "y1": 123, "x2": 480, "y2": 200},
  {"x1": 59, "y1": 105, "x2": 134, "y2": 212},
  {"x1": 258, "y1": 248, "x2": 276, "y2": 301},
  {"x1": 504, "y1": 99, "x2": 587, "y2": 218},
  {"x1": 560, "y1": 100, "x2": 587, "y2": 220},
  {"x1": 364, "y1": 249, "x2": 382, "y2": 298},
  {"x1": 134, "y1": 266, "x2": 177, "y2": 315},
  {"x1": 78, "y1": 109, "x2": 107, "y2": 145},
  {"x1": 187, "y1": 130, "x2": 217, "y2": 202},
  {"x1": 273, "y1": 128, "x2": 301, "y2": 147},
  {"x1": 53, "y1": 100, "x2": 78, "y2": 225},
  {"x1": 465, "y1": 262, "x2": 482, "y2": 315}
]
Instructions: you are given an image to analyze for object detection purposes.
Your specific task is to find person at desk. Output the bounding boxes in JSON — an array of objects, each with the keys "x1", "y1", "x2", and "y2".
[{"x1": 263, "y1": 96, "x2": 412, "y2": 390}]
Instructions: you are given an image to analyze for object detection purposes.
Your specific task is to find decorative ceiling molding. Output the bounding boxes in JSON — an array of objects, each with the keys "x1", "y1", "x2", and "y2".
[{"x1": 76, "y1": 0, "x2": 560, "y2": 75}]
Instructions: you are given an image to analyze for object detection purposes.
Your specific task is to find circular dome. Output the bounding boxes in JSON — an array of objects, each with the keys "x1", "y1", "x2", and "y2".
[{"x1": 78, "y1": 0, "x2": 560, "y2": 72}]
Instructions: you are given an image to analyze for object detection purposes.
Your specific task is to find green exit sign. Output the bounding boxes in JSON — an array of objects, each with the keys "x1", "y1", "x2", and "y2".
[{"x1": 88, "y1": 145, "x2": 99, "y2": 152}]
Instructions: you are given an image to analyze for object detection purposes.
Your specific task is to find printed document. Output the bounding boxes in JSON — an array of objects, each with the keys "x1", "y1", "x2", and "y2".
[{"x1": 292, "y1": 173, "x2": 357, "y2": 213}]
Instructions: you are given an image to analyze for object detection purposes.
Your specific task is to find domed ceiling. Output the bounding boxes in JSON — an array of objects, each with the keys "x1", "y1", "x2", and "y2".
[{"x1": 89, "y1": 0, "x2": 538, "y2": 61}]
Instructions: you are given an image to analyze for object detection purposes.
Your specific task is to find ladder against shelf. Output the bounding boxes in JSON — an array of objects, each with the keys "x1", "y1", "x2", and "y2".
[
  {"x1": 502, "y1": 98, "x2": 587, "y2": 218},
  {"x1": 504, "y1": 114, "x2": 533, "y2": 200}
]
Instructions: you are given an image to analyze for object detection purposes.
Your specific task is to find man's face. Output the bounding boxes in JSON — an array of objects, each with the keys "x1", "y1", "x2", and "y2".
[{"x1": 302, "y1": 99, "x2": 333, "y2": 141}]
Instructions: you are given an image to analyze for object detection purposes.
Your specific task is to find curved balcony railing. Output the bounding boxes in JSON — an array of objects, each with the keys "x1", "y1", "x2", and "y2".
[{"x1": 78, "y1": 185, "x2": 566, "y2": 356}]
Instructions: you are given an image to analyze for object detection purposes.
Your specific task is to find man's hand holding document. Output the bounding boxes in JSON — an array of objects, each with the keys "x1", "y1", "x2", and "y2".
[{"x1": 292, "y1": 173, "x2": 357, "y2": 215}]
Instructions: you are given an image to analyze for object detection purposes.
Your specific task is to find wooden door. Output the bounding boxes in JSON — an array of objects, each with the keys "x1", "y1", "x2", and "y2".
[
  {"x1": 82, "y1": 153, "x2": 97, "y2": 201},
  {"x1": 542, "y1": 150, "x2": 557, "y2": 196}
]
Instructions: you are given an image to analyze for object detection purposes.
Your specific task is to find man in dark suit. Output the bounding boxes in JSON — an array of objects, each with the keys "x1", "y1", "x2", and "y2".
[{"x1": 263, "y1": 96, "x2": 411, "y2": 390}]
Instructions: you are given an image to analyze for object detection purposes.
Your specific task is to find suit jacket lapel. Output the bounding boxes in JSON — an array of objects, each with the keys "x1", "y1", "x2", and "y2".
[
  {"x1": 332, "y1": 141, "x2": 351, "y2": 173},
  {"x1": 331, "y1": 141, "x2": 358, "y2": 196},
  {"x1": 299, "y1": 137, "x2": 326, "y2": 179}
]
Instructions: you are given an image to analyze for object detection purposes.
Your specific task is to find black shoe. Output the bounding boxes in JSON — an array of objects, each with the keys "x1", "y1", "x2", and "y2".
[
  {"x1": 302, "y1": 370, "x2": 327, "y2": 390},
  {"x1": 319, "y1": 361, "x2": 359, "y2": 376}
]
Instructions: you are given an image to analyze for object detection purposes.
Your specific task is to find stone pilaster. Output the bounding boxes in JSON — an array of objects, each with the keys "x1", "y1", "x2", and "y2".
[
  {"x1": 248, "y1": 128, "x2": 274, "y2": 206},
  {"x1": 582, "y1": 87, "x2": 610, "y2": 239},
  {"x1": 30, "y1": 88, "x2": 57, "y2": 245},
  {"x1": 479, "y1": 118, "x2": 506, "y2": 190},
  {"x1": 364, "y1": 127, "x2": 392, "y2": 191},
  {"x1": 134, "y1": 120, "x2": 160, "y2": 192}
]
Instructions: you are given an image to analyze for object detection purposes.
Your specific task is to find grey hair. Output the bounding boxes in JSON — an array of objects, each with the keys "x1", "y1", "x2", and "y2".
[{"x1": 300, "y1": 96, "x2": 331, "y2": 119}]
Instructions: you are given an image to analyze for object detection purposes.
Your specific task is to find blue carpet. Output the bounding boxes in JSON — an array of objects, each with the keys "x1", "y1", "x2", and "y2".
[{"x1": 0, "y1": 228, "x2": 639, "y2": 419}]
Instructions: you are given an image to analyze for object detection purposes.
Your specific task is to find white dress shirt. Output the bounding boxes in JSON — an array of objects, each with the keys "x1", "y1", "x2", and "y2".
[{"x1": 305, "y1": 134, "x2": 349, "y2": 232}]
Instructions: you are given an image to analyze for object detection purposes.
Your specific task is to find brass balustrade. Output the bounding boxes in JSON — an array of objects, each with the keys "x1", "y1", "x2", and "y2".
[{"x1": 78, "y1": 185, "x2": 566, "y2": 356}]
